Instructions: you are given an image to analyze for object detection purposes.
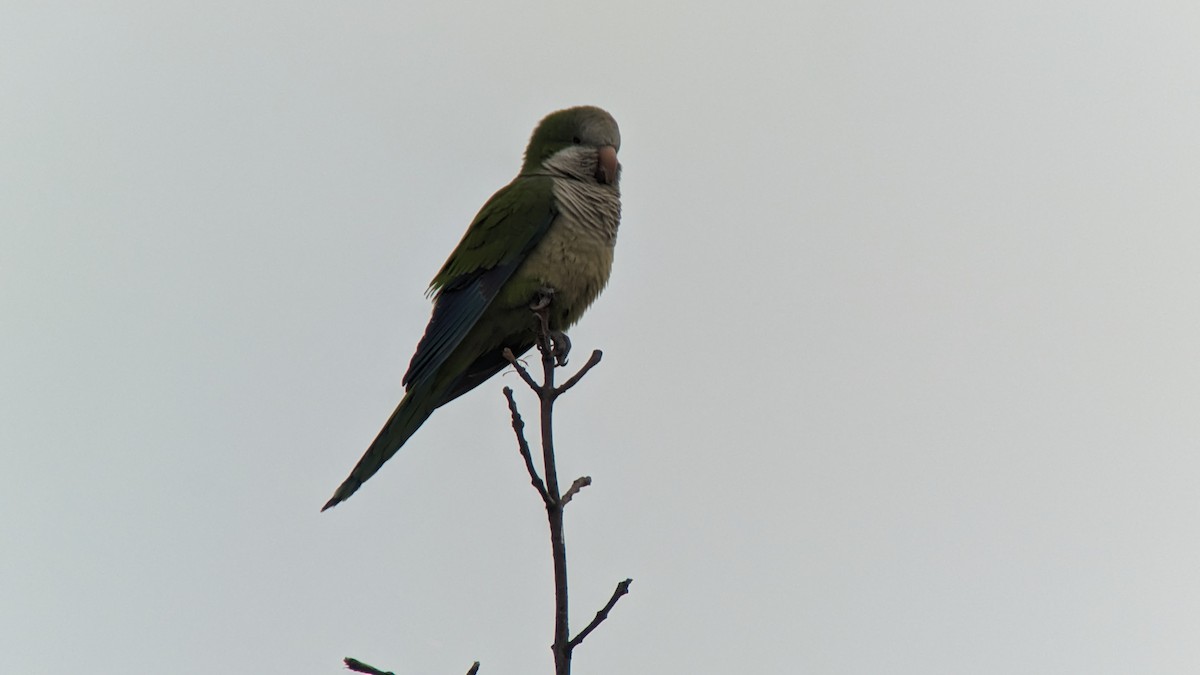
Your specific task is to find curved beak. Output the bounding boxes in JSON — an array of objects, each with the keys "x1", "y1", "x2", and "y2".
[{"x1": 595, "y1": 145, "x2": 618, "y2": 185}]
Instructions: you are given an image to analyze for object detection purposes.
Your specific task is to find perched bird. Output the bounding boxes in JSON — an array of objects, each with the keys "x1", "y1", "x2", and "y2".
[{"x1": 323, "y1": 106, "x2": 622, "y2": 511}]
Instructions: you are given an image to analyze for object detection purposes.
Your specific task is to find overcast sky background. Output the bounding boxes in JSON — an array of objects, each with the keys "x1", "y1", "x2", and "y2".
[{"x1": 4, "y1": 1, "x2": 1200, "y2": 674}]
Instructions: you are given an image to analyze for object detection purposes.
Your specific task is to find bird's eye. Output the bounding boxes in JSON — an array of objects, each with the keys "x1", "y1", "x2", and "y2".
[{"x1": 572, "y1": 136, "x2": 582, "y2": 144}]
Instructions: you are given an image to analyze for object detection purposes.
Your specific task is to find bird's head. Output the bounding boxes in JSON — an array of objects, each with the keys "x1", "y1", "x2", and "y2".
[{"x1": 521, "y1": 106, "x2": 620, "y2": 186}]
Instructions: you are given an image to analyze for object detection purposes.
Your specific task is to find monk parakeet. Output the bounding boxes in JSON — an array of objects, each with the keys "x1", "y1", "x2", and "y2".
[{"x1": 322, "y1": 106, "x2": 622, "y2": 511}]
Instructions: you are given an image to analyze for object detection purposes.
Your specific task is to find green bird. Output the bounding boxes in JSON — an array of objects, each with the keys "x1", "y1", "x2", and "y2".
[{"x1": 322, "y1": 106, "x2": 622, "y2": 511}]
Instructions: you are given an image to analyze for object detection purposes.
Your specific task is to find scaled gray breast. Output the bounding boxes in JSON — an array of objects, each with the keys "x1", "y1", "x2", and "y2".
[{"x1": 551, "y1": 177, "x2": 621, "y2": 248}]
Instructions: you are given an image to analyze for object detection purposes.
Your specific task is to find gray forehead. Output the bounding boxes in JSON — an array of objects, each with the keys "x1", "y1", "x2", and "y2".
[{"x1": 580, "y1": 110, "x2": 621, "y2": 150}]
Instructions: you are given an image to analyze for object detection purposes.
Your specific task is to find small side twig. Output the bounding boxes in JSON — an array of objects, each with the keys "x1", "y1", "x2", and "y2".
[
  {"x1": 560, "y1": 476, "x2": 592, "y2": 506},
  {"x1": 504, "y1": 386, "x2": 550, "y2": 505},
  {"x1": 503, "y1": 347, "x2": 541, "y2": 392},
  {"x1": 555, "y1": 350, "x2": 603, "y2": 397},
  {"x1": 567, "y1": 579, "x2": 633, "y2": 651},
  {"x1": 342, "y1": 657, "x2": 479, "y2": 675},
  {"x1": 343, "y1": 657, "x2": 393, "y2": 675}
]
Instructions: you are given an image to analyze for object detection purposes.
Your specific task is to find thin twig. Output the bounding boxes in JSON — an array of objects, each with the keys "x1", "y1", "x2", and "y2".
[
  {"x1": 567, "y1": 578, "x2": 633, "y2": 651},
  {"x1": 555, "y1": 350, "x2": 604, "y2": 397},
  {"x1": 560, "y1": 476, "x2": 592, "y2": 506},
  {"x1": 532, "y1": 320, "x2": 572, "y2": 675},
  {"x1": 343, "y1": 657, "x2": 394, "y2": 675},
  {"x1": 503, "y1": 347, "x2": 541, "y2": 392},
  {"x1": 343, "y1": 656, "x2": 478, "y2": 675},
  {"x1": 503, "y1": 386, "x2": 550, "y2": 505}
]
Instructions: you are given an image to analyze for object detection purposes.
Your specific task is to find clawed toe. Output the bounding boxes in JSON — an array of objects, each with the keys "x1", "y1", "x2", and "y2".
[
  {"x1": 530, "y1": 288, "x2": 555, "y2": 312},
  {"x1": 549, "y1": 330, "x2": 571, "y2": 366},
  {"x1": 528, "y1": 287, "x2": 569, "y2": 365}
]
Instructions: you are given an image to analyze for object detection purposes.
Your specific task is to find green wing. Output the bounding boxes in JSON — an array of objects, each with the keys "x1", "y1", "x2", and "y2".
[{"x1": 402, "y1": 176, "x2": 555, "y2": 391}]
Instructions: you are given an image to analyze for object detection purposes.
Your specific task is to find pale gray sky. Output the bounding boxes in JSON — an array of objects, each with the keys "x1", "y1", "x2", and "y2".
[{"x1": 4, "y1": 1, "x2": 1200, "y2": 673}]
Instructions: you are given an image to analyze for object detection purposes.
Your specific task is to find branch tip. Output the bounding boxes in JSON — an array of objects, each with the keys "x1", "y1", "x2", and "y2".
[
  {"x1": 567, "y1": 578, "x2": 633, "y2": 651},
  {"x1": 343, "y1": 657, "x2": 394, "y2": 675},
  {"x1": 503, "y1": 386, "x2": 550, "y2": 504},
  {"x1": 555, "y1": 350, "x2": 604, "y2": 396},
  {"x1": 504, "y1": 347, "x2": 540, "y2": 391},
  {"x1": 560, "y1": 476, "x2": 592, "y2": 506}
]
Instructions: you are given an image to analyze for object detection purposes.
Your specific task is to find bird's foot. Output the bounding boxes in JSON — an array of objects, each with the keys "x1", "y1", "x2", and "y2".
[
  {"x1": 530, "y1": 291, "x2": 553, "y2": 351},
  {"x1": 529, "y1": 288, "x2": 569, "y2": 365},
  {"x1": 548, "y1": 329, "x2": 571, "y2": 366},
  {"x1": 530, "y1": 287, "x2": 555, "y2": 312}
]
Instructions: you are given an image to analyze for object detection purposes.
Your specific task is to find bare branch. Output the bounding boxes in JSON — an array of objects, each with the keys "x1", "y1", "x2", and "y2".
[
  {"x1": 560, "y1": 476, "x2": 592, "y2": 506},
  {"x1": 342, "y1": 657, "x2": 478, "y2": 675},
  {"x1": 344, "y1": 657, "x2": 393, "y2": 675},
  {"x1": 503, "y1": 347, "x2": 540, "y2": 392},
  {"x1": 567, "y1": 579, "x2": 633, "y2": 651},
  {"x1": 555, "y1": 350, "x2": 603, "y2": 397},
  {"x1": 503, "y1": 386, "x2": 550, "y2": 505}
]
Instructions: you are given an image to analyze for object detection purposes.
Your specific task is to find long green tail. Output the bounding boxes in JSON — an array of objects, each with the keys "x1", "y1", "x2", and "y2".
[{"x1": 321, "y1": 386, "x2": 437, "y2": 511}]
